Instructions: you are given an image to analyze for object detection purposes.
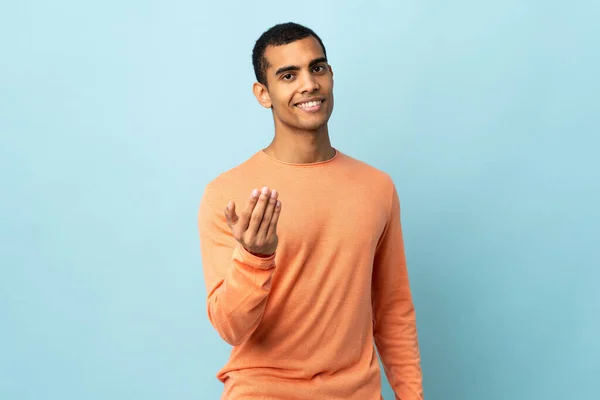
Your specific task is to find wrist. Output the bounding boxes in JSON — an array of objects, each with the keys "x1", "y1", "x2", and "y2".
[{"x1": 248, "y1": 249, "x2": 275, "y2": 258}]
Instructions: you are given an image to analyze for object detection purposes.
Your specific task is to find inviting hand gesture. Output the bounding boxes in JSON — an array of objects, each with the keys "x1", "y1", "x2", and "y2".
[{"x1": 224, "y1": 186, "x2": 282, "y2": 257}]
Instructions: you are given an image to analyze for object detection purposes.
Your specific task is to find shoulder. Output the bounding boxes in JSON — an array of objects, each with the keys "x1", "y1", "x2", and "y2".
[
  {"x1": 338, "y1": 150, "x2": 396, "y2": 192},
  {"x1": 201, "y1": 151, "x2": 261, "y2": 207}
]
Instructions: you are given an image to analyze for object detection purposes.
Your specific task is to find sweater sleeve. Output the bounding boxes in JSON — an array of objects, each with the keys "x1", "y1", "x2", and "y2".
[
  {"x1": 372, "y1": 181, "x2": 423, "y2": 400},
  {"x1": 198, "y1": 182, "x2": 276, "y2": 346}
]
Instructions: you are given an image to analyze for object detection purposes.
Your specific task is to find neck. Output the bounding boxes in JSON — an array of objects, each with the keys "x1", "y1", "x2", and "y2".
[{"x1": 264, "y1": 123, "x2": 335, "y2": 164}]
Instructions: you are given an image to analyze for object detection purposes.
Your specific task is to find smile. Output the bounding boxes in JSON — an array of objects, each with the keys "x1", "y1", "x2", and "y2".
[{"x1": 295, "y1": 99, "x2": 324, "y2": 112}]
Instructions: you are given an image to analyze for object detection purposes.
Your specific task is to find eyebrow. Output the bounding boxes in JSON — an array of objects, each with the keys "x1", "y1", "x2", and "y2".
[{"x1": 274, "y1": 57, "x2": 328, "y2": 76}]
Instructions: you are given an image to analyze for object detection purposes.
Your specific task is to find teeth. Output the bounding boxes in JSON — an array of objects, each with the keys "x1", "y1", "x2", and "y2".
[{"x1": 297, "y1": 100, "x2": 321, "y2": 108}]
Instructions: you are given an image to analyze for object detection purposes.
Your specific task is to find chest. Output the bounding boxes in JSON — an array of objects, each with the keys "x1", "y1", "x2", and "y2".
[
  {"x1": 275, "y1": 183, "x2": 389, "y2": 258},
  {"x1": 227, "y1": 174, "x2": 390, "y2": 258}
]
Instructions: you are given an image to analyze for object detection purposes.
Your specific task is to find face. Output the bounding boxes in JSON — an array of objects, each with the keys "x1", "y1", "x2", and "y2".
[{"x1": 253, "y1": 36, "x2": 334, "y2": 133}]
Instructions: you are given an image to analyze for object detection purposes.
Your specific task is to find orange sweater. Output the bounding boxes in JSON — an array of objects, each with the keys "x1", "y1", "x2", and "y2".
[{"x1": 198, "y1": 149, "x2": 423, "y2": 400}]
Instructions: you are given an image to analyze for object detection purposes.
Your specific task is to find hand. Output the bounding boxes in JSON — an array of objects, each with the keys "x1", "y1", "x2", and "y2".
[{"x1": 224, "y1": 186, "x2": 282, "y2": 257}]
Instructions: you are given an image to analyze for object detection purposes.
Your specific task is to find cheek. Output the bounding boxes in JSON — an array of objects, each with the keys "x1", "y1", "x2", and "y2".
[
  {"x1": 271, "y1": 88, "x2": 291, "y2": 105},
  {"x1": 276, "y1": 92, "x2": 297, "y2": 113}
]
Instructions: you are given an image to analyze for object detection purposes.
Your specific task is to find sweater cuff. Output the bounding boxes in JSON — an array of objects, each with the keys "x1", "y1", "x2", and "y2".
[{"x1": 233, "y1": 243, "x2": 276, "y2": 270}]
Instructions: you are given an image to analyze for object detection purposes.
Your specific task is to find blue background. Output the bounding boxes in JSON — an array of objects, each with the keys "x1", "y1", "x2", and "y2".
[{"x1": 1, "y1": 1, "x2": 598, "y2": 399}]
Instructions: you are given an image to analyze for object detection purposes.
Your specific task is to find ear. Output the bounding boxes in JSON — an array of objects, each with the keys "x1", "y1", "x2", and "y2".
[
  {"x1": 328, "y1": 64, "x2": 334, "y2": 79},
  {"x1": 252, "y1": 82, "x2": 272, "y2": 109}
]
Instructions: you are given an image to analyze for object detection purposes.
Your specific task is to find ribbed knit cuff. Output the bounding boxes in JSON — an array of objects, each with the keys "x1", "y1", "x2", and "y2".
[{"x1": 233, "y1": 243, "x2": 276, "y2": 270}]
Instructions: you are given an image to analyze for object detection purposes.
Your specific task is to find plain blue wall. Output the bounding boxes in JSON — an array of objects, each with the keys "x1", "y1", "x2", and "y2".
[{"x1": 1, "y1": 1, "x2": 598, "y2": 399}]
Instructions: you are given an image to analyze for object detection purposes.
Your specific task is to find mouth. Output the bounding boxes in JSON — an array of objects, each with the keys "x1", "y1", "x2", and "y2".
[{"x1": 294, "y1": 99, "x2": 325, "y2": 113}]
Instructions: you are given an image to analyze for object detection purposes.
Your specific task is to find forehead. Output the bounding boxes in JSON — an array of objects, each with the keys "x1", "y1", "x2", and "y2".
[{"x1": 264, "y1": 36, "x2": 325, "y2": 70}]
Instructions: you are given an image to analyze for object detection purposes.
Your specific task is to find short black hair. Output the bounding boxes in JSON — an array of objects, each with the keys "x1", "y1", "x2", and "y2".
[{"x1": 252, "y1": 22, "x2": 327, "y2": 86}]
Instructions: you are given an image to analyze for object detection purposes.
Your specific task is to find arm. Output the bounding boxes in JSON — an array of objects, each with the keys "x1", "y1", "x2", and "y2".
[
  {"x1": 372, "y1": 181, "x2": 423, "y2": 400},
  {"x1": 198, "y1": 183, "x2": 280, "y2": 346}
]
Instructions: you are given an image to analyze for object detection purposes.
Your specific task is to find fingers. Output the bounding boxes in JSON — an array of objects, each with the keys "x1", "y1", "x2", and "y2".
[
  {"x1": 224, "y1": 200, "x2": 238, "y2": 228},
  {"x1": 266, "y1": 199, "x2": 282, "y2": 239},
  {"x1": 248, "y1": 187, "x2": 272, "y2": 234},
  {"x1": 238, "y1": 188, "x2": 260, "y2": 231},
  {"x1": 227, "y1": 187, "x2": 282, "y2": 245},
  {"x1": 257, "y1": 189, "x2": 279, "y2": 238}
]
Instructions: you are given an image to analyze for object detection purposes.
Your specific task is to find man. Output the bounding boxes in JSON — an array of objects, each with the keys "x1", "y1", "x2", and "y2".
[{"x1": 198, "y1": 22, "x2": 423, "y2": 399}]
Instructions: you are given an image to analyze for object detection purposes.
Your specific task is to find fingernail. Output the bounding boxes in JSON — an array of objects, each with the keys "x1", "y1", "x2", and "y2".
[
  {"x1": 251, "y1": 189, "x2": 259, "y2": 197},
  {"x1": 271, "y1": 189, "x2": 277, "y2": 198},
  {"x1": 262, "y1": 186, "x2": 269, "y2": 195}
]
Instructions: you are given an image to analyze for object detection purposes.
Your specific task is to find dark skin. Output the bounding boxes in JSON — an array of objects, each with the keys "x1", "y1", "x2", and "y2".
[{"x1": 225, "y1": 36, "x2": 335, "y2": 256}]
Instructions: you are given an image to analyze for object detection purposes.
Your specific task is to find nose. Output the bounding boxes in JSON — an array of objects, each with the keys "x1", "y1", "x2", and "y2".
[{"x1": 299, "y1": 71, "x2": 319, "y2": 93}]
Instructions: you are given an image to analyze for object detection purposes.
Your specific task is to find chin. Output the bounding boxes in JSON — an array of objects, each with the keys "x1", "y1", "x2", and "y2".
[
  {"x1": 298, "y1": 120, "x2": 328, "y2": 132},
  {"x1": 297, "y1": 113, "x2": 331, "y2": 130},
  {"x1": 276, "y1": 113, "x2": 331, "y2": 133}
]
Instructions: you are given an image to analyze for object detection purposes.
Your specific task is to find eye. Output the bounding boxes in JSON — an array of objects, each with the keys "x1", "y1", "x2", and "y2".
[
  {"x1": 282, "y1": 73, "x2": 295, "y2": 81},
  {"x1": 312, "y1": 65, "x2": 326, "y2": 73}
]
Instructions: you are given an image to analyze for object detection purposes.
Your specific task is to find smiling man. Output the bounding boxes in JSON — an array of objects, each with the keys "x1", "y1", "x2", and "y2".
[{"x1": 198, "y1": 22, "x2": 423, "y2": 399}]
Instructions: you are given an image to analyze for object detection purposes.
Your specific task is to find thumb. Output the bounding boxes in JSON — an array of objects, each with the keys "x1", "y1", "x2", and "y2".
[{"x1": 224, "y1": 201, "x2": 238, "y2": 227}]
